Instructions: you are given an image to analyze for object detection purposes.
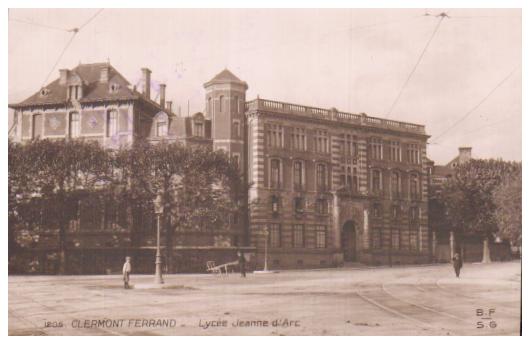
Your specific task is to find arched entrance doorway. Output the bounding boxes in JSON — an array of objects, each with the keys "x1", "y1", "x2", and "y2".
[{"x1": 341, "y1": 220, "x2": 356, "y2": 262}]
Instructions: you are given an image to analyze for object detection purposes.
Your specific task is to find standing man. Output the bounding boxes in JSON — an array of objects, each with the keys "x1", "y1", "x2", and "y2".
[
  {"x1": 237, "y1": 250, "x2": 246, "y2": 278},
  {"x1": 123, "y1": 256, "x2": 132, "y2": 289},
  {"x1": 452, "y1": 253, "x2": 463, "y2": 278}
]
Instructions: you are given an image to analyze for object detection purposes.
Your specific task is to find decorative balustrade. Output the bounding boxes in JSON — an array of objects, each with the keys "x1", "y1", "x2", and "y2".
[{"x1": 245, "y1": 98, "x2": 425, "y2": 134}]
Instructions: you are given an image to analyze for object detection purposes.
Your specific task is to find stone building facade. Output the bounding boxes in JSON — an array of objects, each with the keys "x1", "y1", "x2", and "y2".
[{"x1": 10, "y1": 63, "x2": 431, "y2": 272}]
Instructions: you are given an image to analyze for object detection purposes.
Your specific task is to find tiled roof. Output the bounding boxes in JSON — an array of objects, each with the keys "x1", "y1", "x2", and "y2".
[
  {"x1": 10, "y1": 63, "x2": 143, "y2": 108},
  {"x1": 209, "y1": 69, "x2": 242, "y2": 83},
  {"x1": 204, "y1": 68, "x2": 248, "y2": 88}
]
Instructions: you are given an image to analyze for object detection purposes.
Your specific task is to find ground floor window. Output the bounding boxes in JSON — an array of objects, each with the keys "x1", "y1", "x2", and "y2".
[
  {"x1": 293, "y1": 224, "x2": 304, "y2": 248},
  {"x1": 391, "y1": 229, "x2": 400, "y2": 249},
  {"x1": 409, "y1": 226, "x2": 419, "y2": 251},
  {"x1": 269, "y1": 224, "x2": 281, "y2": 248},
  {"x1": 371, "y1": 228, "x2": 382, "y2": 249},
  {"x1": 316, "y1": 225, "x2": 326, "y2": 248}
]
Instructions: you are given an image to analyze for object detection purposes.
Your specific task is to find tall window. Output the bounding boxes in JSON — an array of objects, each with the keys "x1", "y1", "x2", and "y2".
[
  {"x1": 292, "y1": 127, "x2": 306, "y2": 151},
  {"x1": 293, "y1": 161, "x2": 304, "y2": 190},
  {"x1": 409, "y1": 206, "x2": 419, "y2": 223},
  {"x1": 32, "y1": 114, "x2": 42, "y2": 139},
  {"x1": 390, "y1": 141, "x2": 401, "y2": 162},
  {"x1": 270, "y1": 159, "x2": 281, "y2": 189},
  {"x1": 194, "y1": 121, "x2": 204, "y2": 137},
  {"x1": 316, "y1": 163, "x2": 327, "y2": 190},
  {"x1": 370, "y1": 137, "x2": 383, "y2": 160},
  {"x1": 409, "y1": 227, "x2": 419, "y2": 251},
  {"x1": 233, "y1": 120, "x2": 240, "y2": 138},
  {"x1": 410, "y1": 174, "x2": 420, "y2": 199},
  {"x1": 69, "y1": 112, "x2": 80, "y2": 138},
  {"x1": 407, "y1": 143, "x2": 420, "y2": 164},
  {"x1": 271, "y1": 195, "x2": 280, "y2": 213},
  {"x1": 392, "y1": 205, "x2": 400, "y2": 219},
  {"x1": 266, "y1": 124, "x2": 283, "y2": 148},
  {"x1": 391, "y1": 171, "x2": 401, "y2": 198},
  {"x1": 293, "y1": 224, "x2": 304, "y2": 248},
  {"x1": 315, "y1": 199, "x2": 329, "y2": 215},
  {"x1": 294, "y1": 197, "x2": 304, "y2": 213},
  {"x1": 269, "y1": 224, "x2": 281, "y2": 248},
  {"x1": 208, "y1": 97, "x2": 212, "y2": 115},
  {"x1": 106, "y1": 110, "x2": 118, "y2": 137},
  {"x1": 343, "y1": 134, "x2": 357, "y2": 156},
  {"x1": 347, "y1": 167, "x2": 358, "y2": 191},
  {"x1": 372, "y1": 203, "x2": 382, "y2": 218},
  {"x1": 235, "y1": 96, "x2": 239, "y2": 113},
  {"x1": 315, "y1": 130, "x2": 329, "y2": 153},
  {"x1": 219, "y1": 95, "x2": 224, "y2": 112},
  {"x1": 156, "y1": 117, "x2": 168, "y2": 137},
  {"x1": 316, "y1": 225, "x2": 327, "y2": 248},
  {"x1": 391, "y1": 228, "x2": 400, "y2": 250},
  {"x1": 371, "y1": 169, "x2": 382, "y2": 192}
]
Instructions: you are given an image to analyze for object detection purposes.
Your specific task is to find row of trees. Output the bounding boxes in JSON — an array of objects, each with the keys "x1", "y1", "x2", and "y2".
[
  {"x1": 430, "y1": 159, "x2": 521, "y2": 261},
  {"x1": 9, "y1": 139, "x2": 245, "y2": 273}
]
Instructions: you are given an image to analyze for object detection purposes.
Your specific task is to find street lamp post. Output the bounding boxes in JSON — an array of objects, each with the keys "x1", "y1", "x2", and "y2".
[
  {"x1": 154, "y1": 195, "x2": 164, "y2": 284},
  {"x1": 263, "y1": 226, "x2": 269, "y2": 272}
]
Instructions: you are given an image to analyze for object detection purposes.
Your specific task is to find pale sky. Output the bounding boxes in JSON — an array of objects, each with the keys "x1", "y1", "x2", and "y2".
[{"x1": 8, "y1": 8, "x2": 521, "y2": 164}]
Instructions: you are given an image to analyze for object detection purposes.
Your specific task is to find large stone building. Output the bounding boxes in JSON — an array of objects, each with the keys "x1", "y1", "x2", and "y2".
[{"x1": 10, "y1": 62, "x2": 431, "y2": 272}]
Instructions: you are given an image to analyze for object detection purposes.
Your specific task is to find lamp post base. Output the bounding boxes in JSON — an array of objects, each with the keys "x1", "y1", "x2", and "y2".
[{"x1": 154, "y1": 255, "x2": 164, "y2": 284}]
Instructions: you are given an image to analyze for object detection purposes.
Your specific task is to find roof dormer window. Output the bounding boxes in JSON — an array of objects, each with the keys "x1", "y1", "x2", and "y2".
[
  {"x1": 39, "y1": 88, "x2": 50, "y2": 97},
  {"x1": 68, "y1": 85, "x2": 83, "y2": 101},
  {"x1": 109, "y1": 83, "x2": 120, "y2": 93}
]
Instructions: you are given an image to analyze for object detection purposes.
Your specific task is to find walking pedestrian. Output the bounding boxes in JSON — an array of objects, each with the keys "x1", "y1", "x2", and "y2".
[
  {"x1": 123, "y1": 256, "x2": 131, "y2": 289},
  {"x1": 237, "y1": 250, "x2": 246, "y2": 278},
  {"x1": 452, "y1": 253, "x2": 463, "y2": 278}
]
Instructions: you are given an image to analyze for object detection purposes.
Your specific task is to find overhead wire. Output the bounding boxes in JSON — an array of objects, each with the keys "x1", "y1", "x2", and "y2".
[
  {"x1": 39, "y1": 9, "x2": 104, "y2": 87},
  {"x1": 429, "y1": 65, "x2": 520, "y2": 144},
  {"x1": 385, "y1": 13, "x2": 446, "y2": 117}
]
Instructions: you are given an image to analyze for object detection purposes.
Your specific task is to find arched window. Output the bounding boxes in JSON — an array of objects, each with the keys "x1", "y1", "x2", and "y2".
[
  {"x1": 410, "y1": 173, "x2": 420, "y2": 199},
  {"x1": 208, "y1": 97, "x2": 212, "y2": 116},
  {"x1": 270, "y1": 158, "x2": 282, "y2": 189},
  {"x1": 69, "y1": 112, "x2": 80, "y2": 138},
  {"x1": 293, "y1": 161, "x2": 304, "y2": 190},
  {"x1": 106, "y1": 110, "x2": 118, "y2": 137},
  {"x1": 316, "y1": 163, "x2": 327, "y2": 190},
  {"x1": 219, "y1": 95, "x2": 224, "y2": 112},
  {"x1": 391, "y1": 171, "x2": 401, "y2": 198}
]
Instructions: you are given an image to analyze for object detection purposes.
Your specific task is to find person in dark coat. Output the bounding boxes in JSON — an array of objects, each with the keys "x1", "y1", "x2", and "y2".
[
  {"x1": 452, "y1": 253, "x2": 463, "y2": 278},
  {"x1": 237, "y1": 250, "x2": 246, "y2": 278}
]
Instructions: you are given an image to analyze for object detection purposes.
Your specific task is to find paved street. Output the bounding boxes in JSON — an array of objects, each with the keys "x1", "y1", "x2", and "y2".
[{"x1": 9, "y1": 261, "x2": 520, "y2": 335}]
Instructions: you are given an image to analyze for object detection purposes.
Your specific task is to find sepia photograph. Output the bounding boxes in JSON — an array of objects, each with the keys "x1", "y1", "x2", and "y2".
[{"x1": 5, "y1": 2, "x2": 524, "y2": 337}]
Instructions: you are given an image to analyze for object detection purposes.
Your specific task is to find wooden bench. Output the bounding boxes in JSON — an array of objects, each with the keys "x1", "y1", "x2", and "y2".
[{"x1": 206, "y1": 260, "x2": 239, "y2": 276}]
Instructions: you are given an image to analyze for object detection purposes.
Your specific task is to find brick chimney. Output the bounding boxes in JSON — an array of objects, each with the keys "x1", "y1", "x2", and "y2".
[
  {"x1": 166, "y1": 101, "x2": 173, "y2": 113},
  {"x1": 458, "y1": 147, "x2": 472, "y2": 164},
  {"x1": 100, "y1": 65, "x2": 110, "y2": 83},
  {"x1": 141, "y1": 68, "x2": 151, "y2": 99},
  {"x1": 159, "y1": 83, "x2": 166, "y2": 108},
  {"x1": 59, "y1": 69, "x2": 69, "y2": 85}
]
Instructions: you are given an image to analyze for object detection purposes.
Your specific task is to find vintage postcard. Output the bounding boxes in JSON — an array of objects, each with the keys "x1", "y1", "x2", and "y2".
[{"x1": 7, "y1": 6, "x2": 522, "y2": 336}]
